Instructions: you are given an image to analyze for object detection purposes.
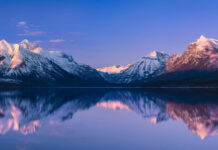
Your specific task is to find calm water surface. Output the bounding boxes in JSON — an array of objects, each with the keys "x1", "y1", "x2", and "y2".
[{"x1": 0, "y1": 88, "x2": 218, "y2": 150}]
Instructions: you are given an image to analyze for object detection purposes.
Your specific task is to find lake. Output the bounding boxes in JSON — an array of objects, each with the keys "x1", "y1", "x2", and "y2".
[{"x1": 0, "y1": 88, "x2": 218, "y2": 150}]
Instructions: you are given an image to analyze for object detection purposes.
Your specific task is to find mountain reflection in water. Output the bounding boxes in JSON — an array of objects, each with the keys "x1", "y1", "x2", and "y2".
[{"x1": 0, "y1": 88, "x2": 218, "y2": 140}]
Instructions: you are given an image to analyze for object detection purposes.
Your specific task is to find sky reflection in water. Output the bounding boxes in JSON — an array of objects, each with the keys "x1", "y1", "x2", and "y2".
[{"x1": 0, "y1": 88, "x2": 218, "y2": 150}]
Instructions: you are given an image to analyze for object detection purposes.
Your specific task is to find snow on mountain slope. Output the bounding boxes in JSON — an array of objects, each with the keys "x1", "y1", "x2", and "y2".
[
  {"x1": 166, "y1": 35, "x2": 218, "y2": 72},
  {"x1": 20, "y1": 40, "x2": 104, "y2": 81},
  {"x1": 0, "y1": 39, "x2": 105, "y2": 85},
  {"x1": 0, "y1": 40, "x2": 67, "y2": 84},
  {"x1": 101, "y1": 51, "x2": 170, "y2": 84},
  {"x1": 97, "y1": 64, "x2": 131, "y2": 74}
]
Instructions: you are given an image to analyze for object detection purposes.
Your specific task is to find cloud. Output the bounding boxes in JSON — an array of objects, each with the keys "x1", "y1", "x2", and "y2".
[
  {"x1": 16, "y1": 21, "x2": 45, "y2": 36},
  {"x1": 17, "y1": 30, "x2": 45, "y2": 36},
  {"x1": 48, "y1": 39, "x2": 76, "y2": 44},
  {"x1": 16, "y1": 21, "x2": 28, "y2": 28},
  {"x1": 49, "y1": 39, "x2": 65, "y2": 43},
  {"x1": 33, "y1": 40, "x2": 43, "y2": 44}
]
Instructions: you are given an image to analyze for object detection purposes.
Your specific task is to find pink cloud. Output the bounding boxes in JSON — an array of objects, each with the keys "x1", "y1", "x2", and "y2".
[
  {"x1": 33, "y1": 40, "x2": 43, "y2": 44},
  {"x1": 16, "y1": 21, "x2": 28, "y2": 28},
  {"x1": 17, "y1": 30, "x2": 45, "y2": 36},
  {"x1": 49, "y1": 39, "x2": 65, "y2": 43},
  {"x1": 16, "y1": 21, "x2": 45, "y2": 36}
]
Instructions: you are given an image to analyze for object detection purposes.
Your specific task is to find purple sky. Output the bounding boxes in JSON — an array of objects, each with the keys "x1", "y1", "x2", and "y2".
[{"x1": 1, "y1": 0, "x2": 218, "y2": 68}]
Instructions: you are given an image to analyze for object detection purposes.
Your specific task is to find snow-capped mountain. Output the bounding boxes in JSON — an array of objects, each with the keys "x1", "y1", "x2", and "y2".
[
  {"x1": 99, "y1": 51, "x2": 170, "y2": 84},
  {"x1": 2, "y1": 36, "x2": 218, "y2": 87},
  {"x1": 98, "y1": 36, "x2": 218, "y2": 86},
  {"x1": 166, "y1": 35, "x2": 218, "y2": 72},
  {"x1": 142, "y1": 36, "x2": 218, "y2": 87},
  {"x1": 0, "y1": 39, "x2": 106, "y2": 86},
  {"x1": 97, "y1": 64, "x2": 131, "y2": 74}
]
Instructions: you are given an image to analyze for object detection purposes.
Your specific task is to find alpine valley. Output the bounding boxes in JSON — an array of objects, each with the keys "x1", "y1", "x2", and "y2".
[{"x1": 0, "y1": 35, "x2": 218, "y2": 87}]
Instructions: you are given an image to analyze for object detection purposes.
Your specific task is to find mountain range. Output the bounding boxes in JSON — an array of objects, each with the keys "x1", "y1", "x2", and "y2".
[
  {"x1": 0, "y1": 35, "x2": 218, "y2": 86},
  {"x1": 98, "y1": 35, "x2": 218, "y2": 86},
  {"x1": 0, "y1": 39, "x2": 106, "y2": 86}
]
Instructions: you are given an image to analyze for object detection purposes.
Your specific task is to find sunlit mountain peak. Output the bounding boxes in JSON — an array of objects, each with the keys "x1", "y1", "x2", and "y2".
[{"x1": 195, "y1": 35, "x2": 218, "y2": 51}]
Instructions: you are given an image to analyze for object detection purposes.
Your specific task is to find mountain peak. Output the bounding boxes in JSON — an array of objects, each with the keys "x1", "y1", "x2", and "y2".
[
  {"x1": 20, "y1": 39, "x2": 30, "y2": 44},
  {"x1": 148, "y1": 51, "x2": 168, "y2": 58},
  {"x1": 0, "y1": 39, "x2": 14, "y2": 55},
  {"x1": 0, "y1": 39, "x2": 11, "y2": 48},
  {"x1": 167, "y1": 36, "x2": 218, "y2": 72},
  {"x1": 194, "y1": 35, "x2": 218, "y2": 50},
  {"x1": 196, "y1": 35, "x2": 210, "y2": 45},
  {"x1": 149, "y1": 51, "x2": 158, "y2": 57},
  {"x1": 199, "y1": 35, "x2": 207, "y2": 41},
  {"x1": 142, "y1": 51, "x2": 170, "y2": 64},
  {"x1": 19, "y1": 39, "x2": 40, "y2": 53},
  {"x1": 0, "y1": 39, "x2": 8, "y2": 43}
]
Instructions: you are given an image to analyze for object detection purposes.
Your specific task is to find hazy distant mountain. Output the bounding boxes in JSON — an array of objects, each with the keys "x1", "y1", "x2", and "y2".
[
  {"x1": 0, "y1": 39, "x2": 106, "y2": 86},
  {"x1": 97, "y1": 64, "x2": 131, "y2": 74}
]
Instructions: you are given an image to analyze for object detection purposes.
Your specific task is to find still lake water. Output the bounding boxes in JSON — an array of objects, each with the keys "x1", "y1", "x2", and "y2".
[{"x1": 0, "y1": 88, "x2": 218, "y2": 150}]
